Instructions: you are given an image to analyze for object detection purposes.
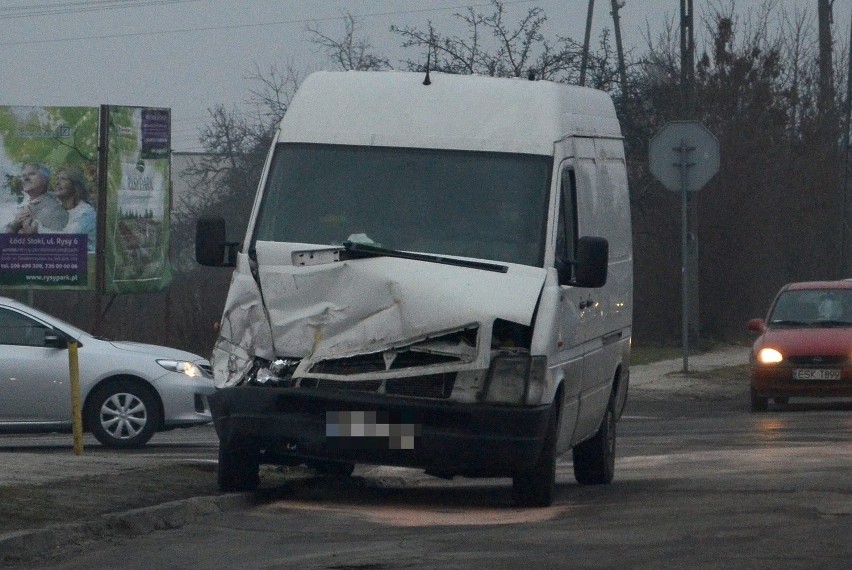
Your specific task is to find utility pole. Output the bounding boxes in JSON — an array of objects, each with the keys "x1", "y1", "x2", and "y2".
[
  {"x1": 580, "y1": 0, "x2": 595, "y2": 86},
  {"x1": 843, "y1": 8, "x2": 852, "y2": 278},
  {"x1": 680, "y1": 0, "x2": 700, "y2": 341},
  {"x1": 680, "y1": 0, "x2": 695, "y2": 117},
  {"x1": 610, "y1": 0, "x2": 628, "y2": 97},
  {"x1": 817, "y1": 0, "x2": 836, "y2": 119}
]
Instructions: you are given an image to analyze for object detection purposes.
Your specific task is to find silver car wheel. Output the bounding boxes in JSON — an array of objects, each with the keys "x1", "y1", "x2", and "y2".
[{"x1": 100, "y1": 392, "x2": 148, "y2": 439}]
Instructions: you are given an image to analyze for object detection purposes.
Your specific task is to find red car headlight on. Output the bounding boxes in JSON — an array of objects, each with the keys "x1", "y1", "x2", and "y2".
[{"x1": 757, "y1": 348, "x2": 783, "y2": 364}]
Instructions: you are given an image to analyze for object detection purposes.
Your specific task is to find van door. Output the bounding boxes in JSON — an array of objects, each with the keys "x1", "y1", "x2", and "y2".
[
  {"x1": 569, "y1": 137, "x2": 612, "y2": 442},
  {"x1": 572, "y1": 136, "x2": 632, "y2": 442},
  {"x1": 554, "y1": 160, "x2": 585, "y2": 446}
]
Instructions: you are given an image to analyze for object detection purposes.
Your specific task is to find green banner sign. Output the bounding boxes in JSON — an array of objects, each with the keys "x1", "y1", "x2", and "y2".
[{"x1": 102, "y1": 106, "x2": 172, "y2": 294}]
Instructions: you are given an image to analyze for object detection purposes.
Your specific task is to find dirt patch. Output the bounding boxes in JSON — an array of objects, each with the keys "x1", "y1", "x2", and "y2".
[
  {"x1": 631, "y1": 364, "x2": 750, "y2": 401},
  {"x1": 0, "y1": 463, "x2": 314, "y2": 536},
  {"x1": 0, "y1": 463, "x2": 218, "y2": 534}
]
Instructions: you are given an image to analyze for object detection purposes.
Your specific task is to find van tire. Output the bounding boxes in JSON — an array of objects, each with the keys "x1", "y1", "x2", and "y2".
[
  {"x1": 218, "y1": 442, "x2": 260, "y2": 492},
  {"x1": 512, "y1": 401, "x2": 558, "y2": 507},
  {"x1": 572, "y1": 402, "x2": 616, "y2": 485}
]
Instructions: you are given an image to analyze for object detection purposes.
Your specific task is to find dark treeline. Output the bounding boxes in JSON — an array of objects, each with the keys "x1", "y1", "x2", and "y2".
[{"x1": 5, "y1": 1, "x2": 849, "y2": 355}]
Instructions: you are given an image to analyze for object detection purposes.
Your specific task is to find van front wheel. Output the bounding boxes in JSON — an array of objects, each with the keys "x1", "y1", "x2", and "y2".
[{"x1": 572, "y1": 402, "x2": 616, "y2": 485}]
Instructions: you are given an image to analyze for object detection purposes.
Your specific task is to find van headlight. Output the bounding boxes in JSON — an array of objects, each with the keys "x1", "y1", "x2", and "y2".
[
  {"x1": 483, "y1": 355, "x2": 546, "y2": 405},
  {"x1": 157, "y1": 359, "x2": 204, "y2": 378}
]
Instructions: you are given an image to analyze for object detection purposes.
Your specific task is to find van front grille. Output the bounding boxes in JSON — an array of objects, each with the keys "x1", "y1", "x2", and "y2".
[
  {"x1": 310, "y1": 352, "x2": 460, "y2": 375},
  {"x1": 298, "y1": 373, "x2": 457, "y2": 399}
]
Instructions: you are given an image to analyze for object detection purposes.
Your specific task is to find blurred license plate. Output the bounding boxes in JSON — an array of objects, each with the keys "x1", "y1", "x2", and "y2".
[{"x1": 793, "y1": 369, "x2": 841, "y2": 380}]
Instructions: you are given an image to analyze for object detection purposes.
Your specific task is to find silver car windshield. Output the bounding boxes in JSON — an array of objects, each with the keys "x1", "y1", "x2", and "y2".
[{"x1": 253, "y1": 143, "x2": 552, "y2": 266}]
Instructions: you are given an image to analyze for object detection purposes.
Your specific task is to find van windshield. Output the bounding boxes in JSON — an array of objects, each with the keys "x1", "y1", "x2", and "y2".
[{"x1": 253, "y1": 143, "x2": 552, "y2": 266}]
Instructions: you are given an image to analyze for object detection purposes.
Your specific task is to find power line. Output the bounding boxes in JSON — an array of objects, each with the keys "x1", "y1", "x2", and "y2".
[
  {"x1": 0, "y1": 0, "x2": 537, "y2": 46},
  {"x1": 0, "y1": 0, "x2": 200, "y2": 20}
]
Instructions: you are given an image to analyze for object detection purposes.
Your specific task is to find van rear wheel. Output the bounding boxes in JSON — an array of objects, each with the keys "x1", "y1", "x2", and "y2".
[
  {"x1": 512, "y1": 401, "x2": 558, "y2": 507},
  {"x1": 572, "y1": 402, "x2": 616, "y2": 485}
]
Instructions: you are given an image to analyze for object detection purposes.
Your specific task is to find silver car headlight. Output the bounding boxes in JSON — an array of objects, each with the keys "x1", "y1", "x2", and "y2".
[{"x1": 157, "y1": 359, "x2": 204, "y2": 378}]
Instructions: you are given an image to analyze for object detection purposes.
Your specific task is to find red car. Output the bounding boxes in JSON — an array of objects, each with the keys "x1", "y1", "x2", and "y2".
[{"x1": 747, "y1": 280, "x2": 852, "y2": 412}]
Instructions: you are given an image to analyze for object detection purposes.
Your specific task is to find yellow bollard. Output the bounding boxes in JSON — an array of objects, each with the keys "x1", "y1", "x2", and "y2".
[{"x1": 68, "y1": 341, "x2": 84, "y2": 456}]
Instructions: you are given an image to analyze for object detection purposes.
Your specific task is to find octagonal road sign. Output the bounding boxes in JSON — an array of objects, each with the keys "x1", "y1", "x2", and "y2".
[{"x1": 649, "y1": 121, "x2": 720, "y2": 192}]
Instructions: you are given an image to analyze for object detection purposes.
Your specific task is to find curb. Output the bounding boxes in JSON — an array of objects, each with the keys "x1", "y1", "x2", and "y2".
[{"x1": 0, "y1": 493, "x2": 252, "y2": 567}]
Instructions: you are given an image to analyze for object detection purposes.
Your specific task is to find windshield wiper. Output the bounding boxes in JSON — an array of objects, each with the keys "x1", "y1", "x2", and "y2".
[
  {"x1": 768, "y1": 320, "x2": 811, "y2": 327},
  {"x1": 340, "y1": 241, "x2": 508, "y2": 273},
  {"x1": 815, "y1": 320, "x2": 852, "y2": 328}
]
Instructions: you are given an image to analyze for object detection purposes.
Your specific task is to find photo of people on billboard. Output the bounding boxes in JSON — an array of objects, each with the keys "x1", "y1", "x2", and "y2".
[{"x1": 0, "y1": 107, "x2": 99, "y2": 289}]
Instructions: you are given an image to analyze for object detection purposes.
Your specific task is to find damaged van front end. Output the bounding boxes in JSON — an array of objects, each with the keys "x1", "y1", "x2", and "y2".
[
  {"x1": 198, "y1": 70, "x2": 632, "y2": 507},
  {"x1": 207, "y1": 241, "x2": 557, "y2": 483}
]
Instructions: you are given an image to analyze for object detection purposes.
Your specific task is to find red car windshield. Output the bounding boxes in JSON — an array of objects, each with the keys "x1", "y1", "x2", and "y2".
[{"x1": 768, "y1": 289, "x2": 852, "y2": 327}]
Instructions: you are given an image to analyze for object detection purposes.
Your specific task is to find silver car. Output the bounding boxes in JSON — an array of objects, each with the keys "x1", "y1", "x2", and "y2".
[{"x1": 0, "y1": 296, "x2": 214, "y2": 448}]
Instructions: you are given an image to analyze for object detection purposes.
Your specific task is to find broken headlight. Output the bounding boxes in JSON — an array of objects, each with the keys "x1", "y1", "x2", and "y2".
[
  {"x1": 248, "y1": 358, "x2": 300, "y2": 387},
  {"x1": 483, "y1": 354, "x2": 546, "y2": 405}
]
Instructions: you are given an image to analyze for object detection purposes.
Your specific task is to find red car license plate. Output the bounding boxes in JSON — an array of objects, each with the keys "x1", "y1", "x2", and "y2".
[{"x1": 793, "y1": 369, "x2": 841, "y2": 380}]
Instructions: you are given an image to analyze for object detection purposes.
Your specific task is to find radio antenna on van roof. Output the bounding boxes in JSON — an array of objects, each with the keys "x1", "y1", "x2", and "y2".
[{"x1": 423, "y1": 43, "x2": 432, "y2": 85}]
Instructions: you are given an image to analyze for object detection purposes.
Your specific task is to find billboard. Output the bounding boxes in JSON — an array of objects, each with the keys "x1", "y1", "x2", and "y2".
[
  {"x1": 0, "y1": 107, "x2": 99, "y2": 289},
  {"x1": 102, "y1": 106, "x2": 172, "y2": 294},
  {"x1": 0, "y1": 105, "x2": 172, "y2": 293}
]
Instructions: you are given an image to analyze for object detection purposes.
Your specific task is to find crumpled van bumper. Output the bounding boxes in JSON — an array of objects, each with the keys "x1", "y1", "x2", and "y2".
[{"x1": 208, "y1": 386, "x2": 552, "y2": 477}]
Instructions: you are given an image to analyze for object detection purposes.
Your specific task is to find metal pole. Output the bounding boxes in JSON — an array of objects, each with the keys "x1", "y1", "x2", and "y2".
[
  {"x1": 68, "y1": 341, "x2": 84, "y2": 456},
  {"x1": 681, "y1": 0, "x2": 699, "y2": 340},
  {"x1": 610, "y1": 0, "x2": 628, "y2": 98},
  {"x1": 94, "y1": 105, "x2": 109, "y2": 335},
  {"x1": 843, "y1": 9, "x2": 852, "y2": 278},
  {"x1": 680, "y1": 0, "x2": 694, "y2": 117},
  {"x1": 677, "y1": 139, "x2": 694, "y2": 373},
  {"x1": 580, "y1": 0, "x2": 595, "y2": 86}
]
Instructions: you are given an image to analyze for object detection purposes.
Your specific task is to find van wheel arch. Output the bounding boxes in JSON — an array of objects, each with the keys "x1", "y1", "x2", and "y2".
[
  {"x1": 512, "y1": 384, "x2": 563, "y2": 507},
  {"x1": 611, "y1": 364, "x2": 628, "y2": 420}
]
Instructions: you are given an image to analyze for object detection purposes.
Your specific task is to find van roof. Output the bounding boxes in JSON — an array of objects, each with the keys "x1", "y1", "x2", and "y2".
[{"x1": 277, "y1": 71, "x2": 622, "y2": 156}]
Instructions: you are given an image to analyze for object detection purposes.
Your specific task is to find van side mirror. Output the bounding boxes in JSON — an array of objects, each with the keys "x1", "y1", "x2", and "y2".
[
  {"x1": 558, "y1": 236, "x2": 608, "y2": 288},
  {"x1": 196, "y1": 216, "x2": 238, "y2": 267}
]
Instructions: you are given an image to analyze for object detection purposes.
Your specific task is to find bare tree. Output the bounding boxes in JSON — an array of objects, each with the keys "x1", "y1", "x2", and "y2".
[
  {"x1": 306, "y1": 12, "x2": 391, "y2": 71},
  {"x1": 390, "y1": 0, "x2": 582, "y2": 81}
]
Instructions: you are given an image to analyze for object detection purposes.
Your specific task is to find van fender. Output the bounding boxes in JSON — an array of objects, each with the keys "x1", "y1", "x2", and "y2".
[
  {"x1": 611, "y1": 365, "x2": 629, "y2": 421},
  {"x1": 550, "y1": 365, "x2": 580, "y2": 454}
]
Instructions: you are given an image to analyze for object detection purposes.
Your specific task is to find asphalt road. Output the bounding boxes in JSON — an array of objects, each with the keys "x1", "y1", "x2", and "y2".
[
  {"x1": 3, "y1": 347, "x2": 849, "y2": 569},
  {"x1": 32, "y1": 389, "x2": 852, "y2": 570}
]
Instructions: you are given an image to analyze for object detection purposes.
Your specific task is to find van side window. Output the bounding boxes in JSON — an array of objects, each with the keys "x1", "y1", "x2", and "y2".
[{"x1": 556, "y1": 168, "x2": 578, "y2": 275}]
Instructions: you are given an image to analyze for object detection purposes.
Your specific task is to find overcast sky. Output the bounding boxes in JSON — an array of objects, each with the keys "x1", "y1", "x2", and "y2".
[{"x1": 3, "y1": 0, "x2": 849, "y2": 152}]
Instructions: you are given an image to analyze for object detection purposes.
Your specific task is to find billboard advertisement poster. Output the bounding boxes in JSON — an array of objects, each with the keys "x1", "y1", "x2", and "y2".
[
  {"x1": 0, "y1": 106, "x2": 99, "y2": 289},
  {"x1": 103, "y1": 106, "x2": 172, "y2": 294}
]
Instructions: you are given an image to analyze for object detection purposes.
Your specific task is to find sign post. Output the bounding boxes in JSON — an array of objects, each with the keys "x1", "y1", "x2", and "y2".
[{"x1": 649, "y1": 121, "x2": 719, "y2": 372}]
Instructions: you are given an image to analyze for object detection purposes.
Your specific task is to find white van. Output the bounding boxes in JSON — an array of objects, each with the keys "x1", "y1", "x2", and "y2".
[{"x1": 196, "y1": 70, "x2": 633, "y2": 507}]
